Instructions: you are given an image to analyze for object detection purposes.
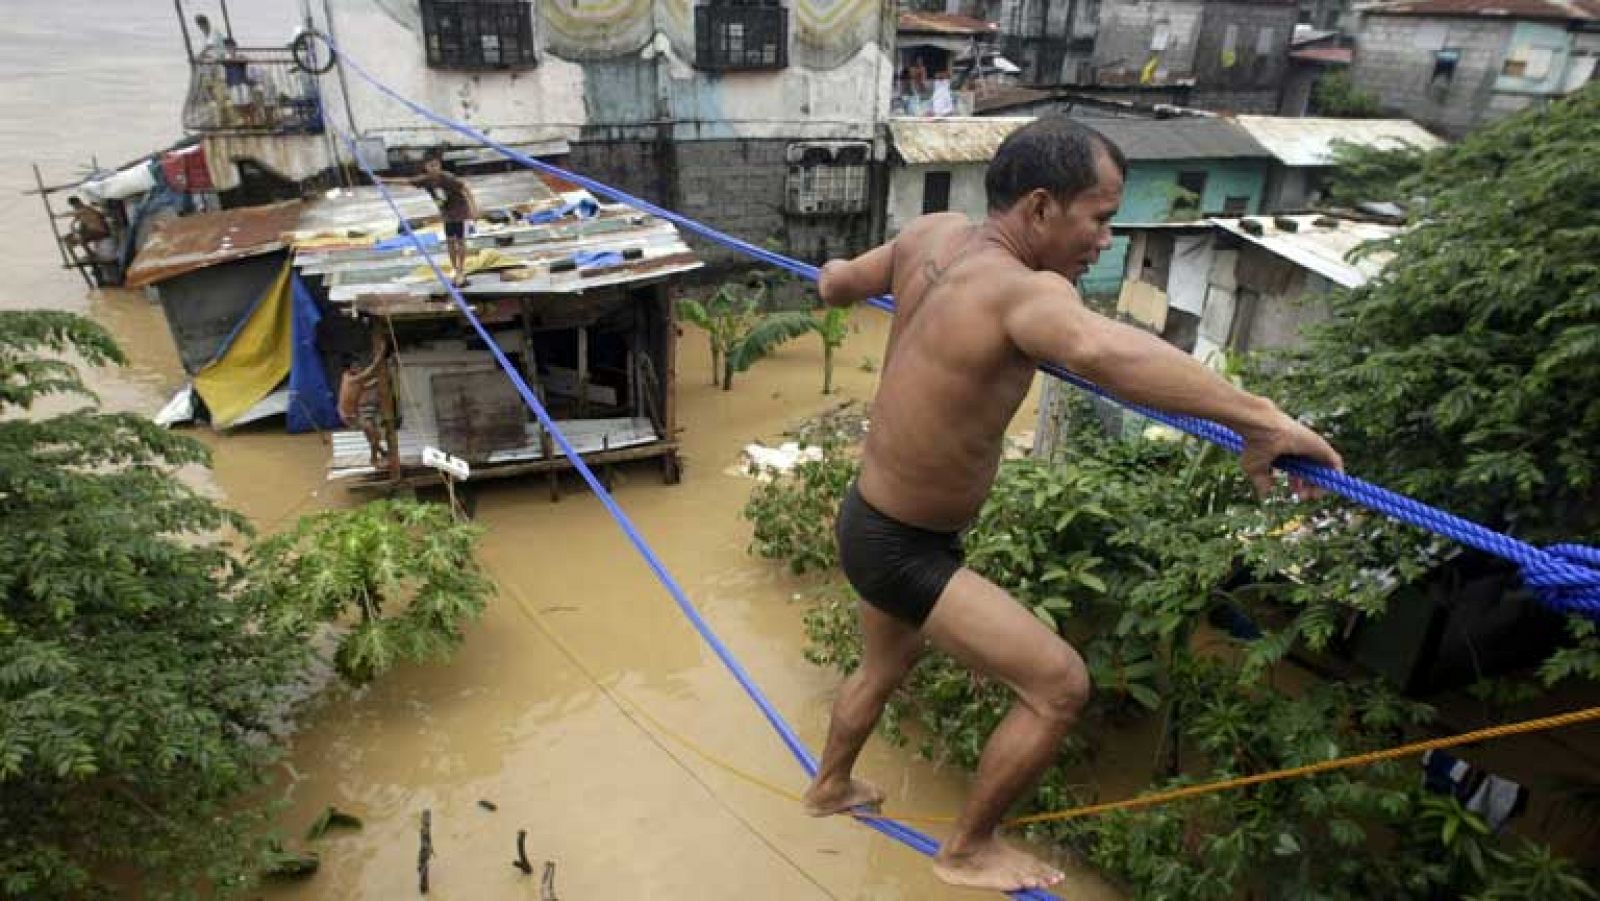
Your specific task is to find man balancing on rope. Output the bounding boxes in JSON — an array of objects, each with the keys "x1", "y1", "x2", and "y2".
[{"x1": 802, "y1": 115, "x2": 1344, "y2": 892}]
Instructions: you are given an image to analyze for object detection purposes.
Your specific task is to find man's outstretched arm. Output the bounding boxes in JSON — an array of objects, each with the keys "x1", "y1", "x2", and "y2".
[
  {"x1": 818, "y1": 239, "x2": 896, "y2": 308},
  {"x1": 1006, "y1": 274, "x2": 1343, "y2": 495}
]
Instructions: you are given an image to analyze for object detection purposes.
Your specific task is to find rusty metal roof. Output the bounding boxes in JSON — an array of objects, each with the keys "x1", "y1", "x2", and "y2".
[
  {"x1": 1360, "y1": 0, "x2": 1600, "y2": 19},
  {"x1": 1234, "y1": 116, "x2": 1444, "y2": 166},
  {"x1": 888, "y1": 117, "x2": 1034, "y2": 164},
  {"x1": 125, "y1": 200, "x2": 303, "y2": 288},
  {"x1": 897, "y1": 11, "x2": 1000, "y2": 35},
  {"x1": 1289, "y1": 45, "x2": 1354, "y2": 64}
]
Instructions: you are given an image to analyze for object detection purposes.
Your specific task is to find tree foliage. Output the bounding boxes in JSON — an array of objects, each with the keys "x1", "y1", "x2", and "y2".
[
  {"x1": 248, "y1": 500, "x2": 494, "y2": 683},
  {"x1": 0, "y1": 311, "x2": 306, "y2": 899},
  {"x1": 1277, "y1": 85, "x2": 1600, "y2": 545},
  {"x1": 1312, "y1": 69, "x2": 1383, "y2": 118},
  {"x1": 678, "y1": 272, "x2": 815, "y2": 391},
  {"x1": 1323, "y1": 138, "x2": 1433, "y2": 207}
]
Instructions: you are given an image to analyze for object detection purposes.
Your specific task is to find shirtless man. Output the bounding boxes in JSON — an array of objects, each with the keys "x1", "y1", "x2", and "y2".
[{"x1": 800, "y1": 116, "x2": 1343, "y2": 891}]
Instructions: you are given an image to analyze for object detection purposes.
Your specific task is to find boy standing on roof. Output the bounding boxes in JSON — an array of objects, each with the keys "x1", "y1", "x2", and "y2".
[
  {"x1": 376, "y1": 150, "x2": 478, "y2": 288},
  {"x1": 803, "y1": 115, "x2": 1343, "y2": 892}
]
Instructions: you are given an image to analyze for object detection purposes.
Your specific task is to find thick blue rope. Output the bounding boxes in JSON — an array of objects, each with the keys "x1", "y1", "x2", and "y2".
[
  {"x1": 327, "y1": 43, "x2": 1600, "y2": 620},
  {"x1": 325, "y1": 123, "x2": 1060, "y2": 900}
]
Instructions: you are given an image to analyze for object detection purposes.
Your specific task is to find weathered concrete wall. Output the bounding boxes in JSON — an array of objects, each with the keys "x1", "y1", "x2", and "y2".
[
  {"x1": 887, "y1": 162, "x2": 989, "y2": 235},
  {"x1": 1092, "y1": 0, "x2": 1204, "y2": 82},
  {"x1": 1189, "y1": 0, "x2": 1298, "y2": 112},
  {"x1": 1349, "y1": 13, "x2": 1515, "y2": 138},
  {"x1": 319, "y1": 0, "x2": 892, "y2": 148}
]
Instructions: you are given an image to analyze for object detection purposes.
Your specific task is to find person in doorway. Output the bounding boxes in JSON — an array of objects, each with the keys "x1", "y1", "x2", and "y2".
[
  {"x1": 801, "y1": 115, "x2": 1343, "y2": 892},
  {"x1": 338, "y1": 336, "x2": 390, "y2": 469},
  {"x1": 375, "y1": 151, "x2": 478, "y2": 288}
]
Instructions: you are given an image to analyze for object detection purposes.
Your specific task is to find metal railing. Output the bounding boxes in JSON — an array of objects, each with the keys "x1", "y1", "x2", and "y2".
[{"x1": 183, "y1": 47, "x2": 324, "y2": 134}]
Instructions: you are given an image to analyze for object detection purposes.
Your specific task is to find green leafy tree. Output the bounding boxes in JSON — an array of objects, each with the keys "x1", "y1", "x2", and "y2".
[
  {"x1": 248, "y1": 499, "x2": 494, "y2": 683},
  {"x1": 678, "y1": 274, "x2": 815, "y2": 391},
  {"x1": 1275, "y1": 85, "x2": 1600, "y2": 544},
  {"x1": 0, "y1": 311, "x2": 306, "y2": 899},
  {"x1": 1313, "y1": 69, "x2": 1383, "y2": 118},
  {"x1": 1323, "y1": 138, "x2": 1434, "y2": 207}
]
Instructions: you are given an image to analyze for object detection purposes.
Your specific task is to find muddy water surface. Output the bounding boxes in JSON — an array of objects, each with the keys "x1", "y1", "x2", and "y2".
[{"x1": 1, "y1": 5, "x2": 1127, "y2": 898}]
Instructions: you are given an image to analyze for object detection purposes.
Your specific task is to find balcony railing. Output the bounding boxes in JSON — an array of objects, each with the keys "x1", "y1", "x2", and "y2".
[{"x1": 183, "y1": 48, "x2": 324, "y2": 135}]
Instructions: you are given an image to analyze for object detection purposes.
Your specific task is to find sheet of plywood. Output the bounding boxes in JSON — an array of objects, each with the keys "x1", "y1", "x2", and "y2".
[
  {"x1": 432, "y1": 369, "x2": 528, "y2": 462},
  {"x1": 1117, "y1": 279, "x2": 1169, "y2": 332}
]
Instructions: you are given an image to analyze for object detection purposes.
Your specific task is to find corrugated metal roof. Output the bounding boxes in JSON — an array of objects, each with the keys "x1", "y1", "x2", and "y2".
[
  {"x1": 1234, "y1": 116, "x2": 1444, "y2": 166},
  {"x1": 1360, "y1": 0, "x2": 1599, "y2": 19},
  {"x1": 1083, "y1": 118, "x2": 1272, "y2": 161},
  {"x1": 897, "y1": 11, "x2": 1000, "y2": 35},
  {"x1": 889, "y1": 116, "x2": 1271, "y2": 165},
  {"x1": 125, "y1": 201, "x2": 303, "y2": 288},
  {"x1": 1211, "y1": 215, "x2": 1401, "y2": 288},
  {"x1": 888, "y1": 117, "x2": 1033, "y2": 164}
]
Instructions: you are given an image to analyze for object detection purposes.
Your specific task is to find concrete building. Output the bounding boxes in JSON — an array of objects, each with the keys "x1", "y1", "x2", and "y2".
[
  {"x1": 1234, "y1": 115, "x2": 1444, "y2": 209},
  {"x1": 1090, "y1": 0, "x2": 1300, "y2": 112},
  {"x1": 1349, "y1": 0, "x2": 1600, "y2": 138},
  {"x1": 992, "y1": 0, "x2": 1103, "y2": 83},
  {"x1": 183, "y1": 0, "x2": 895, "y2": 267}
]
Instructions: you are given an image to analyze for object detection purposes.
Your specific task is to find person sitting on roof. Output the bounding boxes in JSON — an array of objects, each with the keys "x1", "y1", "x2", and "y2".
[
  {"x1": 338, "y1": 336, "x2": 390, "y2": 469},
  {"x1": 375, "y1": 150, "x2": 479, "y2": 288}
]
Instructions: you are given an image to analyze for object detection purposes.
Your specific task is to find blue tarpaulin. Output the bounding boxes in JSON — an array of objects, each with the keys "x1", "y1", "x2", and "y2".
[{"x1": 287, "y1": 273, "x2": 342, "y2": 433}]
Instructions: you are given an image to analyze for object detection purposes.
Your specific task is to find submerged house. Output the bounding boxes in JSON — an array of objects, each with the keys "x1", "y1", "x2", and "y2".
[
  {"x1": 127, "y1": 169, "x2": 700, "y2": 490},
  {"x1": 292, "y1": 170, "x2": 699, "y2": 489}
]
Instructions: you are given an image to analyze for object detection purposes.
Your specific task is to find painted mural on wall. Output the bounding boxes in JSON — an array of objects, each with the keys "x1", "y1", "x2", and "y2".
[{"x1": 543, "y1": 0, "x2": 658, "y2": 60}]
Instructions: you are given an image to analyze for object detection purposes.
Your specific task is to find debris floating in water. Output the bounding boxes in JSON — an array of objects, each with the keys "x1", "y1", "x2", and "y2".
[
  {"x1": 513, "y1": 828, "x2": 534, "y2": 874},
  {"x1": 478, "y1": 798, "x2": 498, "y2": 812}
]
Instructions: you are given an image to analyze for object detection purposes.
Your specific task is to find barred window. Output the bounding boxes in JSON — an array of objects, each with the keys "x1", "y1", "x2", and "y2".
[
  {"x1": 786, "y1": 143, "x2": 869, "y2": 216},
  {"x1": 421, "y1": 0, "x2": 536, "y2": 70},
  {"x1": 696, "y1": 0, "x2": 788, "y2": 71}
]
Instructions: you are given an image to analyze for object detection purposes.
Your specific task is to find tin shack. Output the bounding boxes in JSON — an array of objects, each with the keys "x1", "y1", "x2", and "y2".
[{"x1": 290, "y1": 170, "x2": 700, "y2": 492}]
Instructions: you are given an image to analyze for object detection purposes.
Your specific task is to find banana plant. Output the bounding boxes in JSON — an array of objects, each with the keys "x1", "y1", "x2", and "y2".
[
  {"x1": 813, "y1": 306, "x2": 850, "y2": 395},
  {"x1": 679, "y1": 276, "x2": 814, "y2": 391}
]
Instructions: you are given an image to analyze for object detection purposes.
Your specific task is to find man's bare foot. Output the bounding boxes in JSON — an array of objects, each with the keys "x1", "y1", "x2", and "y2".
[
  {"x1": 802, "y1": 776, "x2": 885, "y2": 817},
  {"x1": 933, "y1": 837, "x2": 1064, "y2": 891}
]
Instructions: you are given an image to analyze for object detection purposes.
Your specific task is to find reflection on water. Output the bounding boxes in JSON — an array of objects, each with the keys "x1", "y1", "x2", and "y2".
[{"x1": 0, "y1": 4, "x2": 1126, "y2": 898}]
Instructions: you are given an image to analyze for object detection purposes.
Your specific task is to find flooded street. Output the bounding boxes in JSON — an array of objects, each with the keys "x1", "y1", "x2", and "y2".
[{"x1": 1, "y1": 4, "x2": 1123, "y2": 897}]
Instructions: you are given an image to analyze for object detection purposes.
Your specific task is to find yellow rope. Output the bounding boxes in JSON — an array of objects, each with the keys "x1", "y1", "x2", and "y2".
[
  {"x1": 488, "y1": 563, "x2": 1600, "y2": 831},
  {"x1": 866, "y1": 705, "x2": 1600, "y2": 827}
]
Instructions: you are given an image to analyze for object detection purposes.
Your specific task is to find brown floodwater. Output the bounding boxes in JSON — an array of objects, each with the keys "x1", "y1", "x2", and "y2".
[{"x1": 0, "y1": 4, "x2": 1126, "y2": 897}]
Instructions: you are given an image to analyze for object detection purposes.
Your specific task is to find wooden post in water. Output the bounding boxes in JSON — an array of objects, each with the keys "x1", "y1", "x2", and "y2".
[
  {"x1": 575, "y1": 325, "x2": 590, "y2": 419},
  {"x1": 378, "y1": 327, "x2": 402, "y2": 482}
]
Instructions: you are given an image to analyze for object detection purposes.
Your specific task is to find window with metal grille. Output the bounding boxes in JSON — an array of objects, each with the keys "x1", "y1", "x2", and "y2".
[
  {"x1": 696, "y1": 0, "x2": 788, "y2": 71},
  {"x1": 421, "y1": 0, "x2": 536, "y2": 70},
  {"x1": 785, "y1": 143, "x2": 868, "y2": 215},
  {"x1": 1173, "y1": 170, "x2": 1208, "y2": 214}
]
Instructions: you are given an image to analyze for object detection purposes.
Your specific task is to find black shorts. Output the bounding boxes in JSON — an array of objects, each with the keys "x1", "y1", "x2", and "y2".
[
  {"x1": 443, "y1": 220, "x2": 467, "y2": 240},
  {"x1": 836, "y1": 481, "x2": 965, "y2": 627}
]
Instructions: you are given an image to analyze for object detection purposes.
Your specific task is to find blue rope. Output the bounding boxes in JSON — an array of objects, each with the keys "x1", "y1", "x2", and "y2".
[
  {"x1": 322, "y1": 121, "x2": 1061, "y2": 900},
  {"x1": 318, "y1": 39, "x2": 1599, "y2": 619},
  {"x1": 351, "y1": 51, "x2": 1600, "y2": 617}
]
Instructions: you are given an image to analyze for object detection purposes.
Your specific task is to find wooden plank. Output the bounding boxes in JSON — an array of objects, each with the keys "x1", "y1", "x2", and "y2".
[
  {"x1": 343, "y1": 441, "x2": 679, "y2": 491},
  {"x1": 432, "y1": 369, "x2": 528, "y2": 463}
]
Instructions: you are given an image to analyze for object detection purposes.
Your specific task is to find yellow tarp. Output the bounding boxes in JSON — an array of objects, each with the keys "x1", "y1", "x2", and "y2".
[
  {"x1": 407, "y1": 248, "x2": 521, "y2": 281},
  {"x1": 194, "y1": 260, "x2": 293, "y2": 427}
]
